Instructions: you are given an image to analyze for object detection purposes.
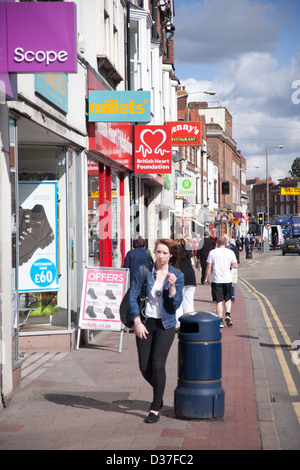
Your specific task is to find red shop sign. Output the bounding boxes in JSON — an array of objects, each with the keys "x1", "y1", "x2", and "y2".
[
  {"x1": 134, "y1": 125, "x2": 172, "y2": 174},
  {"x1": 89, "y1": 122, "x2": 133, "y2": 170},
  {"x1": 166, "y1": 121, "x2": 201, "y2": 146}
]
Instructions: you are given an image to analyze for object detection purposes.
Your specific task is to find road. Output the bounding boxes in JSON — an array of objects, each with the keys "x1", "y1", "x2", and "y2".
[{"x1": 238, "y1": 249, "x2": 300, "y2": 450}]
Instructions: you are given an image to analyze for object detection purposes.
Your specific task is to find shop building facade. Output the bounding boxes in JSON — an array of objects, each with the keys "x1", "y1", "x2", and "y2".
[{"x1": 0, "y1": 0, "x2": 178, "y2": 405}]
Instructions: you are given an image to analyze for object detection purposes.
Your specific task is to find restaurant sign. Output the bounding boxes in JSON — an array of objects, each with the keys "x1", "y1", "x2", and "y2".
[{"x1": 167, "y1": 121, "x2": 201, "y2": 146}]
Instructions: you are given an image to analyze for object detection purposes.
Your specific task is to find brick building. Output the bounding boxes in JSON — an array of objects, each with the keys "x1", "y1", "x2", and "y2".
[
  {"x1": 271, "y1": 177, "x2": 300, "y2": 218},
  {"x1": 247, "y1": 177, "x2": 300, "y2": 225}
]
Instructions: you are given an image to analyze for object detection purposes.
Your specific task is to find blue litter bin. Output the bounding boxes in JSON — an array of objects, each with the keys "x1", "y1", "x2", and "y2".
[{"x1": 174, "y1": 311, "x2": 225, "y2": 420}]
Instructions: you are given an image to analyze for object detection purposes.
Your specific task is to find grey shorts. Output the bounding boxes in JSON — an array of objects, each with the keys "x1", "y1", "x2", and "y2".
[{"x1": 211, "y1": 282, "x2": 232, "y2": 302}]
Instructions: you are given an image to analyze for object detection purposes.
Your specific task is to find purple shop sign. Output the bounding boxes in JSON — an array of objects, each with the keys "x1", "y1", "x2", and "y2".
[{"x1": 5, "y1": 2, "x2": 77, "y2": 73}]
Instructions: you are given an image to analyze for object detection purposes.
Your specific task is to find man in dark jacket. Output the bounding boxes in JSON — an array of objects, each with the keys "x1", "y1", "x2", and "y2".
[
  {"x1": 197, "y1": 231, "x2": 216, "y2": 285},
  {"x1": 123, "y1": 236, "x2": 153, "y2": 283}
]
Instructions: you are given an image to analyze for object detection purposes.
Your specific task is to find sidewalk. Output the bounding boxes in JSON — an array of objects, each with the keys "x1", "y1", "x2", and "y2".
[{"x1": 0, "y1": 249, "x2": 279, "y2": 451}]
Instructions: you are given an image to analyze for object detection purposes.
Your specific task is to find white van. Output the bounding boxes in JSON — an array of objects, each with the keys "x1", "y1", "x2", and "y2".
[{"x1": 263, "y1": 225, "x2": 284, "y2": 249}]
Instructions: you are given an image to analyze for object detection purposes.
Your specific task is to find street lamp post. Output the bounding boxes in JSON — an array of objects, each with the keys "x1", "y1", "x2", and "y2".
[
  {"x1": 187, "y1": 90, "x2": 216, "y2": 96},
  {"x1": 266, "y1": 145, "x2": 283, "y2": 225}
]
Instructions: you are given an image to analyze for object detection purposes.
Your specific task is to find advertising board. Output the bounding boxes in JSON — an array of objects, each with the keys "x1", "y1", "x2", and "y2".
[
  {"x1": 2, "y1": 2, "x2": 77, "y2": 74},
  {"x1": 134, "y1": 125, "x2": 172, "y2": 174},
  {"x1": 77, "y1": 267, "x2": 130, "y2": 351}
]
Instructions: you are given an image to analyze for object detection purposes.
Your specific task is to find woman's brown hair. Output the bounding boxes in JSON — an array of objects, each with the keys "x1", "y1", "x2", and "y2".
[{"x1": 154, "y1": 239, "x2": 180, "y2": 268}]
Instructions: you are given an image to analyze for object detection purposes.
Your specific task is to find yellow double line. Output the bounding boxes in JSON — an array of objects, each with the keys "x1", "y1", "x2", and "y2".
[{"x1": 239, "y1": 276, "x2": 300, "y2": 423}]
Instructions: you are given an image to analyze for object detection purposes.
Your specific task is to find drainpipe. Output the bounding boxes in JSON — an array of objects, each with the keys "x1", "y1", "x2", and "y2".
[
  {"x1": 152, "y1": 0, "x2": 159, "y2": 40},
  {"x1": 126, "y1": 1, "x2": 131, "y2": 90}
]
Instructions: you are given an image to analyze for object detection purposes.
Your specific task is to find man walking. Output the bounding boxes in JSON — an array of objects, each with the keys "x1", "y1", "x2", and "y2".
[
  {"x1": 197, "y1": 230, "x2": 216, "y2": 285},
  {"x1": 203, "y1": 235, "x2": 238, "y2": 327}
]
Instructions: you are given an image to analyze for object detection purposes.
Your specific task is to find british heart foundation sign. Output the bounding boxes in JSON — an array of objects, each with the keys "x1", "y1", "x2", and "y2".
[{"x1": 134, "y1": 125, "x2": 172, "y2": 174}]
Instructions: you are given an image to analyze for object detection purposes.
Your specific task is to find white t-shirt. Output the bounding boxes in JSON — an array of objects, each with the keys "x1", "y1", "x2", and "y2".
[
  {"x1": 206, "y1": 247, "x2": 237, "y2": 283},
  {"x1": 145, "y1": 280, "x2": 163, "y2": 319}
]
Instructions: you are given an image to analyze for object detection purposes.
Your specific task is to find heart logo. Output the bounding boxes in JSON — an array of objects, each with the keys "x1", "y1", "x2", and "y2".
[{"x1": 137, "y1": 129, "x2": 171, "y2": 158}]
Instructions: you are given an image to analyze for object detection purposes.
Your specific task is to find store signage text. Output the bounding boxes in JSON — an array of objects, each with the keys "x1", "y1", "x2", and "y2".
[
  {"x1": 88, "y1": 90, "x2": 151, "y2": 122},
  {"x1": 89, "y1": 122, "x2": 133, "y2": 171},
  {"x1": 281, "y1": 187, "x2": 300, "y2": 195},
  {"x1": 167, "y1": 121, "x2": 201, "y2": 146},
  {"x1": 176, "y1": 177, "x2": 196, "y2": 196},
  {"x1": 14, "y1": 48, "x2": 68, "y2": 67},
  {"x1": 2, "y1": 2, "x2": 77, "y2": 73},
  {"x1": 35, "y1": 73, "x2": 68, "y2": 113},
  {"x1": 134, "y1": 125, "x2": 172, "y2": 174}
]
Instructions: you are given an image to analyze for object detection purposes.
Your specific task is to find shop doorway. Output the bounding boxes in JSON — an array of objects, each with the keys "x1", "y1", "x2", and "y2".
[{"x1": 87, "y1": 159, "x2": 125, "y2": 268}]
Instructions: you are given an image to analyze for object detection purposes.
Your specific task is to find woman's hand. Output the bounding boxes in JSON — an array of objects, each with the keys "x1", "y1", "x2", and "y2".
[
  {"x1": 134, "y1": 320, "x2": 148, "y2": 339},
  {"x1": 167, "y1": 272, "x2": 177, "y2": 295}
]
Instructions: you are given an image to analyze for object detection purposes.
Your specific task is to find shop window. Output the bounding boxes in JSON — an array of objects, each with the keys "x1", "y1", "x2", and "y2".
[
  {"x1": 130, "y1": 19, "x2": 141, "y2": 90},
  {"x1": 10, "y1": 119, "x2": 18, "y2": 361},
  {"x1": 16, "y1": 146, "x2": 73, "y2": 333}
]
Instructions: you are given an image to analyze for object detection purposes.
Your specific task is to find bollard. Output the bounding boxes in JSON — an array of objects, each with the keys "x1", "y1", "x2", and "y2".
[
  {"x1": 174, "y1": 312, "x2": 224, "y2": 420},
  {"x1": 246, "y1": 245, "x2": 252, "y2": 259}
]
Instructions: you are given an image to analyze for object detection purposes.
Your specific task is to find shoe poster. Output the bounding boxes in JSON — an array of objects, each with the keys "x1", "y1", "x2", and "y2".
[
  {"x1": 18, "y1": 182, "x2": 59, "y2": 292},
  {"x1": 79, "y1": 267, "x2": 129, "y2": 332}
]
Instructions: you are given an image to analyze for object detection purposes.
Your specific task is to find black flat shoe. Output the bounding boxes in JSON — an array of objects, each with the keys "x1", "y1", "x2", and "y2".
[{"x1": 144, "y1": 412, "x2": 160, "y2": 423}]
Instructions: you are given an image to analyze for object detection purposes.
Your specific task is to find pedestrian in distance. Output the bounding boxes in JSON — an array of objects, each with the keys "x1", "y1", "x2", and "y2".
[
  {"x1": 250, "y1": 233, "x2": 255, "y2": 251},
  {"x1": 175, "y1": 238, "x2": 196, "y2": 328},
  {"x1": 192, "y1": 234, "x2": 201, "y2": 270},
  {"x1": 223, "y1": 233, "x2": 239, "y2": 302},
  {"x1": 203, "y1": 235, "x2": 238, "y2": 328},
  {"x1": 235, "y1": 236, "x2": 242, "y2": 253},
  {"x1": 122, "y1": 235, "x2": 153, "y2": 284},
  {"x1": 224, "y1": 233, "x2": 239, "y2": 264},
  {"x1": 240, "y1": 235, "x2": 244, "y2": 251},
  {"x1": 197, "y1": 230, "x2": 216, "y2": 285},
  {"x1": 129, "y1": 239, "x2": 184, "y2": 423},
  {"x1": 272, "y1": 232, "x2": 278, "y2": 250}
]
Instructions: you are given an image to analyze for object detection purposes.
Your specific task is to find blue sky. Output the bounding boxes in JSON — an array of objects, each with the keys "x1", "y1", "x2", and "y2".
[{"x1": 173, "y1": 0, "x2": 300, "y2": 182}]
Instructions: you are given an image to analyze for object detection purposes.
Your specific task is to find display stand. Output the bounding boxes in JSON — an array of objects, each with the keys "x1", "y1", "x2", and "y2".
[{"x1": 76, "y1": 266, "x2": 129, "y2": 352}]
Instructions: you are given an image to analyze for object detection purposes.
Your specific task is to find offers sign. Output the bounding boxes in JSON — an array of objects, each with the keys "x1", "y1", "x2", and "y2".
[
  {"x1": 167, "y1": 121, "x2": 201, "y2": 146},
  {"x1": 79, "y1": 267, "x2": 129, "y2": 332},
  {"x1": 134, "y1": 125, "x2": 172, "y2": 174}
]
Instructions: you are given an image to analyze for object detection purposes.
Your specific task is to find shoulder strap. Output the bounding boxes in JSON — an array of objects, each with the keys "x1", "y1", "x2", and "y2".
[{"x1": 142, "y1": 264, "x2": 149, "y2": 283}]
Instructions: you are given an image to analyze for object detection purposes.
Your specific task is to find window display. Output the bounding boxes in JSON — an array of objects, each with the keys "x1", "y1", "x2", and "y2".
[{"x1": 15, "y1": 147, "x2": 71, "y2": 332}]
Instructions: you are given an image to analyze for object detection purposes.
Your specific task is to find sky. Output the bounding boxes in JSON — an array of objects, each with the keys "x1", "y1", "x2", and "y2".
[{"x1": 173, "y1": 0, "x2": 300, "y2": 182}]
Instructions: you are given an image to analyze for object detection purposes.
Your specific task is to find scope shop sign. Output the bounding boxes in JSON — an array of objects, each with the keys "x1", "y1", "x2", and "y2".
[{"x1": 1, "y1": 2, "x2": 77, "y2": 73}]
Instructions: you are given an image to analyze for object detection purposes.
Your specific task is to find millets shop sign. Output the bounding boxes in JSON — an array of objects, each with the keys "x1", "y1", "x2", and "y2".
[
  {"x1": 88, "y1": 90, "x2": 151, "y2": 123},
  {"x1": 0, "y1": 2, "x2": 77, "y2": 74}
]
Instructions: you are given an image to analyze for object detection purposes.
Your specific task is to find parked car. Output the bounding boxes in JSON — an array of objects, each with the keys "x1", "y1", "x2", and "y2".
[{"x1": 282, "y1": 238, "x2": 300, "y2": 255}]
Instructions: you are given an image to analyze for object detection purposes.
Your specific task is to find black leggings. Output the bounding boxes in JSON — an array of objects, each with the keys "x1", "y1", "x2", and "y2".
[{"x1": 136, "y1": 318, "x2": 175, "y2": 411}]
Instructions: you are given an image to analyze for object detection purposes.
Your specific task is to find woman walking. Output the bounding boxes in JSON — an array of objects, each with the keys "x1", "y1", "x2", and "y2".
[
  {"x1": 129, "y1": 239, "x2": 184, "y2": 423},
  {"x1": 175, "y1": 238, "x2": 196, "y2": 328}
]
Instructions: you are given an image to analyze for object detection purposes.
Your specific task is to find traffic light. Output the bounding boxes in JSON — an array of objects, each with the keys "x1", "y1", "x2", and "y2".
[{"x1": 258, "y1": 212, "x2": 264, "y2": 225}]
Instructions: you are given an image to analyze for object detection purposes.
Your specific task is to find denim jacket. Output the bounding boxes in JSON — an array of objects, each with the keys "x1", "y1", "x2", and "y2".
[{"x1": 129, "y1": 263, "x2": 184, "y2": 329}]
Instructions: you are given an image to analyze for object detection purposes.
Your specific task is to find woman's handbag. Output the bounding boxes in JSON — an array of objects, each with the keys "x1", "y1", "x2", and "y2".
[{"x1": 119, "y1": 265, "x2": 149, "y2": 328}]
